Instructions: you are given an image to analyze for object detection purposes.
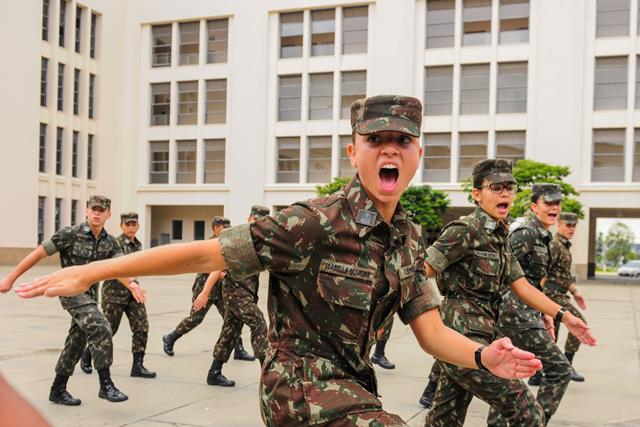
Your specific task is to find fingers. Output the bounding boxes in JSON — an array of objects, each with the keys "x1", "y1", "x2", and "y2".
[
  {"x1": 508, "y1": 346, "x2": 537, "y2": 361},
  {"x1": 14, "y1": 276, "x2": 53, "y2": 298},
  {"x1": 491, "y1": 337, "x2": 514, "y2": 351}
]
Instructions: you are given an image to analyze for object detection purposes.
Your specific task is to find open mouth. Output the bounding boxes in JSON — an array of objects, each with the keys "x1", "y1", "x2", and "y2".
[
  {"x1": 496, "y1": 202, "x2": 509, "y2": 214},
  {"x1": 548, "y1": 213, "x2": 558, "y2": 220},
  {"x1": 379, "y1": 164, "x2": 399, "y2": 192}
]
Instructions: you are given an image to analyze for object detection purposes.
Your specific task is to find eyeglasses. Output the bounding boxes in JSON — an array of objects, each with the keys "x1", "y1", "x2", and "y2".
[{"x1": 478, "y1": 183, "x2": 517, "y2": 194}]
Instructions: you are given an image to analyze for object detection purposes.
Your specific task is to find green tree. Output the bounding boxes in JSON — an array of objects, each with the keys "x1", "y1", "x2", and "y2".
[
  {"x1": 595, "y1": 231, "x2": 605, "y2": 270},
  {"x1": 604, "y1": 222, "x2": 637, "y2": 267},
  {"x1": 316, "y1": 177, "x2": 350, "y2": 197}
]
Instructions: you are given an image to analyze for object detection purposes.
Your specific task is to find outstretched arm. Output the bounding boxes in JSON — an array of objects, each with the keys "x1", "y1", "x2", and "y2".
[{"x1": 0, "y1": 246, "x2": 47, "y2": 293}]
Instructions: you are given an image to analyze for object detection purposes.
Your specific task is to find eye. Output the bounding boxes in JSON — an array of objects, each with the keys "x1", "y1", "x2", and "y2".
[
  {"x1": 397, "y1": 135, "x2": 412, "y2": 145},
  {"x1": 367, "y1": 134, "x2": 382, "y2": 144}
]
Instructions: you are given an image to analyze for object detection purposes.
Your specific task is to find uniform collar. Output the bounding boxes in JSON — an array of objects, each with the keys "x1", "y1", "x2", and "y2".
[
  {"x1": 556, "y1": 234, "x2": 572, "y2": 248},
  {"x1": 119, "y1": 234, "x2": 140, "y2": 246},
  {"x1": 528, "y1": 215, "x2": 550, "y2": 239},
  {"x1": 81, "y1": 221, "x2": 107, "y2": 240},
  {"x1": 474, "y1": 207, "x2": 509, "y2": 236}
]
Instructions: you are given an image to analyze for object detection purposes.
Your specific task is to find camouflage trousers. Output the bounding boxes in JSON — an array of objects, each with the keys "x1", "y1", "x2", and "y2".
[
  {"x1": 56, "y1": 304, "x2": 113, "y2": 376},
  {"x1": 487, "y1": 327, "x2": 572, "y2": 425},
  {"x1": 175, "y1": 282, "x2": 225, "y2": 336},
  {"x1": 212, "y1": 282, "x2": 268, "y2": 363},
  {"x1": 102, "y1": 299, "x2": 149, "y2": 354},
  {"x1": 428, "y1": 359, "x2": 442, "y2": 383},
  {"x1": 378, "y1": 316, "x2": 394, "y2": 341},
  {"x1": 554, "y1": 302, "x2": 586, "y2": 353}
]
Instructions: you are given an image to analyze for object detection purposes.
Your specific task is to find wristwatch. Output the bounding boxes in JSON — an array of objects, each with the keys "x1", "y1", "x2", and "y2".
[
  {"x1": 475, "y1": 345, "x2": 488, "y2": 371},
  {"x1": 554, "y1": 307, "x2": 566, "y2": 322}
]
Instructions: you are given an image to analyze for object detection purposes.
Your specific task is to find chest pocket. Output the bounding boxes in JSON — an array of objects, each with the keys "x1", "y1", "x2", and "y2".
[
  {"x1": 96, "y1": 241, "x2": 114, "y2": 260},
  {"x1": 468, "y1": 250, "x2": 501, "y2": 294},
  {"x1": 71, "y1": 240, "x2": 95, "y2": 264},
  {"x1": 527, "y1": 246, "x2": 550, "y2": 280}
]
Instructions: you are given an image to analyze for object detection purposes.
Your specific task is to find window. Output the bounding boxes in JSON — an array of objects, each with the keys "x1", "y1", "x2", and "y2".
[
  {"x1": 423, "y1": 133, "x2": 451, "y2": 182},
  {"x1": 72, "y1": 131, "x2": 79, "y2": 177},
  {"x1": 176, "y1": 140, "x2": 197, "y2": 184},
  {"x1": 311, "y1": 9, "x2": 335, "y2": 56},
  {"x1": 178, "y1": 81, "x2": 198, "y2": 125},
  {"x1": 424, "y1": 66, "x2": 453, "y2": 115},
  {"x1": 59, "y1": 0, "x2": 66, "y2": 47},
  {"x1": 307, "y1": 136, "x2": 332, "y2": 183},
  {"x1": 152, "y1": 24, "x2": 172, "y2": 67},
  {"x1": 90, "y1": 13, "x2": 97, "y2": 58},
  {"x1": 309, "y1": 73, "x2": 333, "y2": 120},
  {"x1": 39, "y1": 124, "x2": 47, "y2": 173},
  {"x1": 42, "y1": 0, "x2": 49, "y2": 41},
  {"x1": 462, "y1": 0, "x2": 491, "y2": 46},
  {"x1": 150, "y1": 83, "x2": 170, "y2": 126},
  {"x1": 194, "y1": 220, "x2": 205, "y2": 240},
  {"x1": 594, "y1": 57, "x2": 627, "y2": 110},
  {"x1": 207, "y1": 19, "x2": 228, "y2": 63},
  {"x1": 57, "y1": 63, "x2": 64, "y2": 111},
  {"x1": 40, "y1": 57, "x2": 48, "y2": 107},
  {"x1": 55, "y1": 198, "x2": 62, "y2": 232},
  {"x1": 277, "y1": 137, "x2": 300, "y2": 183},
  {"x1": 499, "y1": 0, "x2": 529, "y2": 43},
  {"x1": 458, "y1": 132, "x2": 487, "y2": 181},
  {"x1": 280, "y1": 12, "x2": 303, "y2": 58},
  {"x1": 38, "y1": 196, "x2": 46, "y2": 244},
  {"x1": 339, "y1": 135, "x2": 355, "y2": 178},
  {"x1": 56, "y1": 127, "x2": 63, "y2": 175},
  {"x1": 596, "y1": 0, "x2": 629, "y2": 38},
  {"x1": 460, "y1": 64, "x2": 490, "y2": 114},
  {"x1": 75, "y1": 6, "x2": 82, "y2": 53},
  {"x1": 496, "y1": 131, "x2": 525, "y2": 163},
  {"x1": 278, "y1": 75, "x2": 302, "y2": 121},
  {"x1": 426, "y1": 0, "x2": 455, "y2": 48},
  {"x1": 205, "y1": 79, "x2": 227, "y2": 124},
  {"x1": 341, "y1": 71, "x2": 366, "y2": 119},
  {"x1": 497, "y1": 62, "x2": 527, "y2": 113},
  {"x1": 635, "y1": 129, "x2": 640, "y2": 181},
  {"x1": 71, "y1": 199, "x2": 78, "y2": 226},
  {"x1": 88, "y1": 73, "x2": 95, "y2": 118},
  {"x1": 73, "y1": 68, "x2": 80, "y2": 115},
  {"x1": 149, "y1": 141, "x2": 169, "y2": 184},
  {"x1": 172, "y1": 220, "x2": 183, "y2": 240},
  {"x1": 204, "y1": 139, "x2": 225, "y2": 183},
  {"x1": 179, "y1": 21, "x2": 199, "y2": 65},
  {"x1": 592, "y1": 129, "x2": 625, "y2": 181},
  {"x1": 87, "y1": 134, "x2": 94, "y2": 180},
  {"x1": 343, "y1": 6, "x2": 368, "y2": 54}
]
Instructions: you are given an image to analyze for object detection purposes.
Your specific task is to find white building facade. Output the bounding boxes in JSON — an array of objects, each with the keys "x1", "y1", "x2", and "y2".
[{"x1": 1, "y1": 0, "x2": 640, "y2": 277}]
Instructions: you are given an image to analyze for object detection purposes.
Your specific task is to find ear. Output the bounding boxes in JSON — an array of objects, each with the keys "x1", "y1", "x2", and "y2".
[
  {"x1": 347, "y1": 142, "x2": 357, "y2": 168},
  {"x1": 471, "y1": 187, "x2": 482, "y2": 204}
]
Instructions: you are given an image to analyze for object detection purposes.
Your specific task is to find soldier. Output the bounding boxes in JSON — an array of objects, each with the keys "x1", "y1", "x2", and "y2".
[
  {"x1": 544, "y1": 212, "x2": 588, "y2": 382},
  {"x1": 0, "y1": 196, "x2": 139, "y2": 405},
  {"x1": 79, "y1": 212, "x2": 156, "y2": 378},
  {"x1": 424, "y1": 161, "x2": 595, "y2": 427},
  {"x1": 418, "y1": 361, "x2": 441, "y2": 408},
  {"x1": 162, "y1": 216, "x2": 253, "y2": 361},
  {"x1": 19, "y1": 96, "x2": 551, "y2": 426},
  {"x1": 487, "y1": 184, "x2": 576, "y2": 426},
  {"x1": 206, "y1": 205, "x2": 270, "y2": 387}
]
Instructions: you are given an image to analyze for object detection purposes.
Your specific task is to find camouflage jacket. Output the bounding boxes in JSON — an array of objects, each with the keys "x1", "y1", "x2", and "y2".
[
  {"x1": 425, "y1": 207, "x2": 524, "y2": 340},
  {"x1": 102, "y1": 234, "x2": 142, "y2": 304},
  {"x1": 544, "y1": 234, "x2": 573, "y2": 298},
  {"x1": 219, "y1": 175, "x2": 440, "y2": 425},
  {"x1": 224, "y1": 273, "x2": 260, "y2": 299},
  {"x1": 497, "y1": 215, "x2": 551, "y2": 331},
  {"x1": 42, "y1": 222, "x2": 122, "y2": 310}
]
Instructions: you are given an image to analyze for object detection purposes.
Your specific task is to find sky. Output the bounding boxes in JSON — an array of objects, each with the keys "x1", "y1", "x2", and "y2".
[{"x1": 596, "y1": 218, "x2": 640, "y2": 244}]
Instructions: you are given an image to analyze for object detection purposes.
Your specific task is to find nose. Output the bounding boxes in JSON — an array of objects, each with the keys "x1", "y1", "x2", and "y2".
[{"x1": 380, "y1": 140, "x2": 400, "y2": 156}]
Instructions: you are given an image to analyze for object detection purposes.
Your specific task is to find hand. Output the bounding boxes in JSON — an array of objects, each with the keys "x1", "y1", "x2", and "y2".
[
  {"x1": 14, "y1": 265, "x2": 90, "y2": 299},
  {"x1": 543, "y1": 314, "x2": 556, "y2": 341},
  {"x1": 130, "y1": 282, "x2": 147, "y2": 304},
  {"x1": 573, "y1": 292, "x2": 587, "y2": 310},
  {"x1": 482, "y1": 337, "x2": 542, "y2": 379},
  {"x1": 563, "y1": 312, "x2": 596, "y2": 346},
  {"x1": 193, "y1": 291, "x2": 209, "y2": 312},
  {"x1": 0, "y1": 277, "x2": 15, "y2": 294}
]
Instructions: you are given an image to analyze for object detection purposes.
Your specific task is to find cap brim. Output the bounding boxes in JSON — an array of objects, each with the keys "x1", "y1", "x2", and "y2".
[
  {"x1": 486, "y1": 173, "x2": 517, "y2": 184},
  {"x1": 541, "y1": 193, "x2": 563, "y2": 202},
  {"x1": 356, "y1": 117, "x2": 420, "y2": 137},
  {"x1": 88, "y1": 203, "x2": 107, "y2": 209}
]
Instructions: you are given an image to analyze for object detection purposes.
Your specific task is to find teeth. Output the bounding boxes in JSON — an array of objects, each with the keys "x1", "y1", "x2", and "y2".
[{"x1": 381, "y1": 164, "x2": 397, "y2": 170}]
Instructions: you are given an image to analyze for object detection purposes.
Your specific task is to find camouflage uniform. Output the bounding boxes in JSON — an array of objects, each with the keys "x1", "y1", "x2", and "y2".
[
  {"x1": 174, "y1": 270, "x2": 225, "y2": 336},
  {"x1": 489, "y1": 187, "x2": 573, "y2": 425},
  {"x1": 42, "y1": 221, "x2": 122, "y2": 376},
  {"x1": 219, "y1": 173, "x2": 441, "y2": 426},
  {"x1": 425, "y1": 204, "x2": 544, "y2": 427}
]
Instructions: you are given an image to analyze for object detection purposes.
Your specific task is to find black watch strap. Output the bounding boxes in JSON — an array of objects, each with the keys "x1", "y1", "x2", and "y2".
[
  {"x1": 555, "y1": 308, "x2": 566, "y2": 322},
  {"x1": 475, "y1": 345, "x2": 488, "y2": 371}
]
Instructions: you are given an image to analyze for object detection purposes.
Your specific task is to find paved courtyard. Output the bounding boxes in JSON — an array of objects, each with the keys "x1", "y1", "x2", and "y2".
[{"x1": 1, "y1": 265, "x2": 639, "y2": 427}]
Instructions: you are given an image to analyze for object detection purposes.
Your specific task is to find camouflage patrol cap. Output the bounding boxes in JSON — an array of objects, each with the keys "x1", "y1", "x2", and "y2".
[
  {"x1": 87, "y1": 195, "x2": 111, "y2": 210},
  {"x1": 532, "y1": 183, "x2": 563, "y2": 203},
  {"x1": 472, "y1": 159, "x2": 516, "y2": 185},
  {"x1": 120, "y1": 211, "x2": 138, "y2": 223},
  {"x1": 250, "y1": 205, "x2": 270, "y2": 220},
  {"x1": 350, "y1": 95, "x2": 422, "y2": 137},
  {"x1": 212, "y1": 216, "x2": 231, "y2": 228},
  {"x1": 559, "y1": 212, "x2": 578, "y2": 224}
]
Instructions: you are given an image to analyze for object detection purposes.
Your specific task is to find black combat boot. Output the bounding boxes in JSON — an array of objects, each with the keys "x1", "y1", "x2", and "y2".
[
  {"x1": 528, "y1": 370, "x2": 543, "y2": 386},
  {"x1": 131, "y1": 352, "x2": 156, "y2": 378},
  {"x1": 49, "y1": 374, "x2": 81, "y2": 406},
  {"x1": 565, "y1": 352, "x2": 585, "y2": 382},
  {"x1": 233, "y1": 338, "x2": 255, "y2": 361},
  {"x1": 371, "y1": 340, "x2": 395, "y2": 370},
  {"x1": 162, "y1": 330, "x2": 181, "y2": 356},
  {"x1": 80, "y1": 348, "x2": 92, "y2": 374},
  {"x1": 97, "y1": 368, "x2": 128, "y2": 402},
  {"x1": 418, "y1": 379, "x2": 437, "y2": 408},
  {"x1": 206, "y1": 360, "x2": 236, "y2": 387}
]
